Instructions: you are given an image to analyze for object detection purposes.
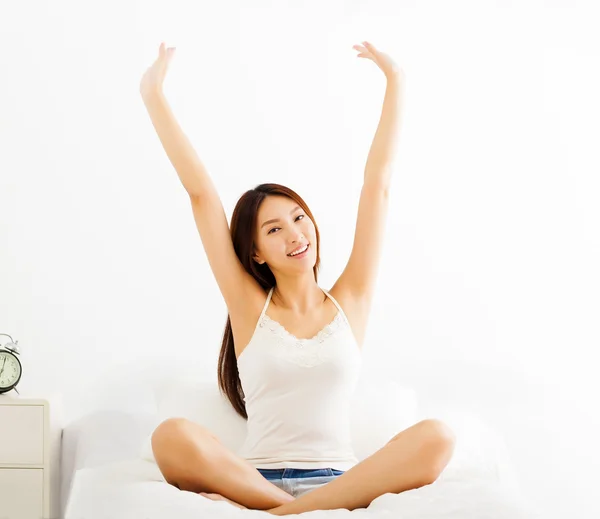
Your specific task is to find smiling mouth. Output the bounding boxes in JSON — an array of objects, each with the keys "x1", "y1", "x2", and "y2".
[{"x1": 287, "y1": 243, "x2": 310, "y2": 257}]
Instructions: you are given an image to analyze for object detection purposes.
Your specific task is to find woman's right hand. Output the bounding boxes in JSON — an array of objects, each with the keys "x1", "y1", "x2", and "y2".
[{"x1": 140, "y1": 42, "x2": 176, "y2": 100}]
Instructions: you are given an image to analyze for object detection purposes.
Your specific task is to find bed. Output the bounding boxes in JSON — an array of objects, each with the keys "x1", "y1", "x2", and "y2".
[{"x1": 61, "y1": 370, "x2": 541, "y2": 518}]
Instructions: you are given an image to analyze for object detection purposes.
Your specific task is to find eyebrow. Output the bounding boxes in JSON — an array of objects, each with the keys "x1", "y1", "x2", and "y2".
[{"x1": 261, "y1": 206, "x2": 302, "y2": 229}]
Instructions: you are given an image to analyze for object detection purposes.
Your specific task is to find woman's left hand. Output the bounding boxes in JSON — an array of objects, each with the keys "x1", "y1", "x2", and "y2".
[{"x1": 353, "y1": 41, "x2": 403, "y2": 82}]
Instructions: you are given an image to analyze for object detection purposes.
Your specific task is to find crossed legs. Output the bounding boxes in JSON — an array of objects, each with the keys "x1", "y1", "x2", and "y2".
[{"x1": 151, "y1": 417, "x2": 456, "y2": 515}]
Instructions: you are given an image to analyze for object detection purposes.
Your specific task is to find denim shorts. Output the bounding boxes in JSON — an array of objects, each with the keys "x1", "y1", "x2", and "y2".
[{"x1": 257, "y1": 468, "x2": 345, "y2": 498}]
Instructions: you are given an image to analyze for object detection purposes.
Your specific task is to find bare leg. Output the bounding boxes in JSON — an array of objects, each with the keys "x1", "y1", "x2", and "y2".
[
  {"x1": 151, "y1": 418, "x2": 295, "y2": 510},
  {"x1": 265, "y1": 419, "x2": 456, "y2": 516}
]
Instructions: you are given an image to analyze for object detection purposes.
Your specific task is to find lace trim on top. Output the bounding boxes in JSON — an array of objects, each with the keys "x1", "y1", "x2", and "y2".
[
  {"x1": 258, "y1": 311, "x2": 347, "y2": 367},
  {"x1": 259, "y1": 311, "x2": 345, "y2": 342}
]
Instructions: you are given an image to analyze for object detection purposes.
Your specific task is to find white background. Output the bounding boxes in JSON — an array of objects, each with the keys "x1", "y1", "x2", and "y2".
[{"x1": 1, "y1": 1, "x2": 599, "y2": 518}]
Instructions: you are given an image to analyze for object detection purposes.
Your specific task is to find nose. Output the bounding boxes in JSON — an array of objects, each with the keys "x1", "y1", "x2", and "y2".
[{"x1": 288, "y1": 228, "x2": 304, "y2": 243}]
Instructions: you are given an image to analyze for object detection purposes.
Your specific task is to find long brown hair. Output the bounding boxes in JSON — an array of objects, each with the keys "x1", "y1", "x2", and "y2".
[{"x1": 217, "y1": 183, "x2": 321, "y2": 419}]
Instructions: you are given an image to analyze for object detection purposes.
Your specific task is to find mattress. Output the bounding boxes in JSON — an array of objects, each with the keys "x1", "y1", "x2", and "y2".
[
  {"x1": 59, "y1": 364, "x2": 540, "y2": 519},
  {"x1": 62, "y1": 408, "x2": 541, "y2": 519},
  {"x1": 65, "y1": 457, "x2": 540, "y2": 519}
]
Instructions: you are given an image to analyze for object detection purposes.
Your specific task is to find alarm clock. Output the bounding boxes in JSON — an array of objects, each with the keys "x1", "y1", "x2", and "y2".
[{"x1": 0, "y1": 334, "x2": 22, "y2": 395}]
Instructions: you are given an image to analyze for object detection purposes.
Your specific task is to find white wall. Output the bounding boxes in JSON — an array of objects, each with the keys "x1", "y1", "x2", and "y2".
[{"x1": 1, "y1": 1, "x2": 599, "y2": 518}]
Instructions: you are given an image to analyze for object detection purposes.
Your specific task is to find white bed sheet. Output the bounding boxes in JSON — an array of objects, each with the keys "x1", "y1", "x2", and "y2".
[{"x1": 65, "y1": 457, "x2": 541, "y2": 519}]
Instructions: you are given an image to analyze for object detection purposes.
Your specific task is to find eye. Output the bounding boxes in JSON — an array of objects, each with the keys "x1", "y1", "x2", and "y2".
[{"x1": 267, "y1": 215, "x2": 305, "y2": 235}]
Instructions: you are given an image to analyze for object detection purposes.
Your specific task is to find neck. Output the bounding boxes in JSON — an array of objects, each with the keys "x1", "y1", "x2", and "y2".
[{"x1": 271, "y1": 273, "x2": 324, "y2": 314}]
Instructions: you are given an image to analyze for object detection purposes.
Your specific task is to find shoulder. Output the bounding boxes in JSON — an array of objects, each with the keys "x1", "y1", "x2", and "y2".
[{"x1": 327, "y1": 283, "x2": 374, "y2": 348}]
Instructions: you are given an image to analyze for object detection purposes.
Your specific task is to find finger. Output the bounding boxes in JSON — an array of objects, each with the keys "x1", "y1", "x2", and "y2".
[
  {"x1": 356, "y1": 51, "x2": 373, "y2": 59},
  {"x1": 354, "y1": 45, "x2": 374, "y2": 59}
]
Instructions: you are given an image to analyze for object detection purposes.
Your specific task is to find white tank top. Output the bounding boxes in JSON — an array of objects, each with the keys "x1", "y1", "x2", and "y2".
[{"x1": 236, "y1": 286, "x2": 363, "y2": 470}]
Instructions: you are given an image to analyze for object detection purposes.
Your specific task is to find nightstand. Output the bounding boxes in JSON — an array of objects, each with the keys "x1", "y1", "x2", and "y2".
[{"x1": 0, "y1": 394, "x2": 63, "y2": 519}]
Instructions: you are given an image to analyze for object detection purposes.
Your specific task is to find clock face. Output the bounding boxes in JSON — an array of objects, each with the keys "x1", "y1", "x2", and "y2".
[{"x1": 0, "y1": 351, "x2": 21, "y2": 389}]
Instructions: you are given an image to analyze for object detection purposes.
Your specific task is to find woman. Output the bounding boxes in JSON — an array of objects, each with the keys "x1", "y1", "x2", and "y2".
[{"x1": 142, "y1": 41, "x2": 455, "y2": 515}]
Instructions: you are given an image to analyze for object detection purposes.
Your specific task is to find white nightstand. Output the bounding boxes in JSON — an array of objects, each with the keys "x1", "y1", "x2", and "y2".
[{"x1": 0, "y1": 394, "x2": 63, "y2": 519}]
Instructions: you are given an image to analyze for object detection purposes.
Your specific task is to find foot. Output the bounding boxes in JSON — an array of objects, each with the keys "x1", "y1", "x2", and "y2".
[{"x1": 199, "y1": 492, "x2": 248, "y2": 510}]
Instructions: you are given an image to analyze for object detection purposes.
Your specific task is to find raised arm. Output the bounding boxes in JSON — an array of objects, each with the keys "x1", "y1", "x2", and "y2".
[
  {"x1": 333, "y1": 42, "x2": 405, "y2": 303},
  {"x1": 140, "y1": 44, "x2": 213, "y2": 198},
  {"x1": 140, "y1": 43, "x2": 263, "y2": 313}
]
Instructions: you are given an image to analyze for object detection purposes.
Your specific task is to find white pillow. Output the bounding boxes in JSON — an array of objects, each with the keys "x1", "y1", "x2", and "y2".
[
  {"x1": 156, "y1": 374, "x2": 249, "y2": 454},
  {"x1": 140, "y1": 372, "x2": 418, "y2": 464}
]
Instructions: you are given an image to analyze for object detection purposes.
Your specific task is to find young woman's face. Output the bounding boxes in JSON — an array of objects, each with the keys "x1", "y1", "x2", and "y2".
[{"x1": 253, "y1": 195, "x2": 316, "y2": 273}]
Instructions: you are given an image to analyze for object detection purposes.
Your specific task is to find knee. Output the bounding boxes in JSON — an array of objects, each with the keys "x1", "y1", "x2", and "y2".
[
  {"x1": 151, "y1": 418, "x2": 209, "y2": 463},
  {"x1": 151, "y1": 417, "x2": 218, "y2": 457},
  {"x1": 418, "y1": 418, "x2": 456, "y2": 445},
  {"x1": 151, "y1": 418, "x2": 217, "y2": 487},
  {"x1": 151, "y1": 418, "x2": 187, "y2": 462},
  {"x1": 417, "y1": 419, "x2": 456, "y2": 483},
  {"x1": 152, "y1": 417, "x2": 188, "y2": 446}
]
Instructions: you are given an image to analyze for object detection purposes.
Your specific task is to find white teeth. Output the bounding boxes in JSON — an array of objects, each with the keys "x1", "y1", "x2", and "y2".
[{"x1": 288, "y1": 244, "x2": 308, "y2": 256}]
